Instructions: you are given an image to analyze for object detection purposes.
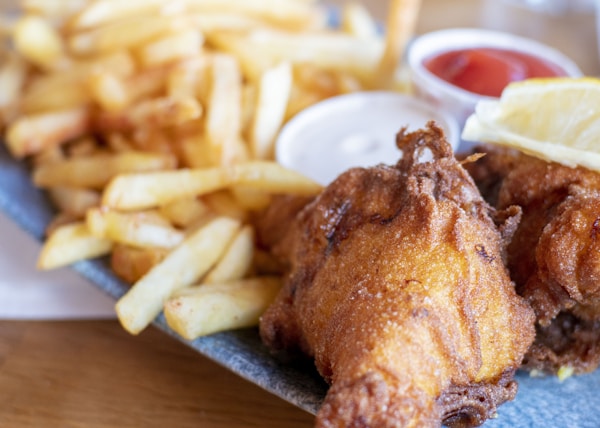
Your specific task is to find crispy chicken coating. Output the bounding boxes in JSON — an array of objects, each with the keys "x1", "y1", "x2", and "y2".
[
  {"x1": 466, "y1": 145, "x2": 600, "y2": 374},
  {"x1": 259, "y1": 124, "x2": 535, "y2": 427}
]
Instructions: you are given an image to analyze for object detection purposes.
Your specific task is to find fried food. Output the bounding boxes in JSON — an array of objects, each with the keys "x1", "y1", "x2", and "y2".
[
  {"x1": 466, "y1": 145, "x2": 600, "y2": 374},
  {"x1": 259, "y1": 123, "x2": 535, "y2": 427}
]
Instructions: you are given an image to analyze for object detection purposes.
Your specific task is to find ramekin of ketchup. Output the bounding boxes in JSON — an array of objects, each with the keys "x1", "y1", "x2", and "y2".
[
  {"x1": 424, "y1": 47, "x2": 569, "y2": 98},
  {"x1": 407, "y1": 28, "x2": 582, "y2": 135}
]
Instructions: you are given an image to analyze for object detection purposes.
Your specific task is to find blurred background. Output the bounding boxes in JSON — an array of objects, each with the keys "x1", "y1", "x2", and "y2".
[{"x1": 329, "y1": 0, "x2": 599, "y2": 76}]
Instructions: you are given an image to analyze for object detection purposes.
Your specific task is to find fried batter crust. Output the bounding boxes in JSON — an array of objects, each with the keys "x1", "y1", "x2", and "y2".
[
  {"x1": 260, "y1": 124, "x2": 534, "y2": 427},
  {"x1": 466, "y1": 145, "x2": 600, "y2": 374}
]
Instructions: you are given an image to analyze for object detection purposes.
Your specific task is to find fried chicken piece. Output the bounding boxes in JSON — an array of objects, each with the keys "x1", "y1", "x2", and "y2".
[
  {"x1": 466, "y1": 145, "x2": 600, "y2": 374},
  {"x1": 260, "y1": 123, "x2": 535, "y2": 428}
]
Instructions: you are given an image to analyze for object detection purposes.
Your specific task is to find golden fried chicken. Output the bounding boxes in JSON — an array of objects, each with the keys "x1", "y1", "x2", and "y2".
[
  {"x1": 259, "y1": 123, "x2": 535, "y2": 428},
  {"x1": 466, "y1": 145, "x2": 600, "y2": 374}
]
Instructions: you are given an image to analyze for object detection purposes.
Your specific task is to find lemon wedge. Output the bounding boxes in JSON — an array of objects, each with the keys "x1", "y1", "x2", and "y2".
[{"x1": 462, "y1": 77, "x2": 600, "y2": 171}]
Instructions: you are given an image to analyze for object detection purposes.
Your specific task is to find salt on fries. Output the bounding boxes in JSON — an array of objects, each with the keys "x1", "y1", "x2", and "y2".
[{"x1": 0, "y1": 0, "x2": 419, "y2": 339}]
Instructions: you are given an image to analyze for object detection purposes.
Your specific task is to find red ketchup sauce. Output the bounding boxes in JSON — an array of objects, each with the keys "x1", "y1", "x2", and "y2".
[{"x1": 423, "y1": 47, "x2": 568, "y2": 97}]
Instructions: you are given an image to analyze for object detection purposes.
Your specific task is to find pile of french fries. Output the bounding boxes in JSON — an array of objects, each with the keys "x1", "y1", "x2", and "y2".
[{"x1": 0, "y1": 0, "x2": 418, "y2": 339}]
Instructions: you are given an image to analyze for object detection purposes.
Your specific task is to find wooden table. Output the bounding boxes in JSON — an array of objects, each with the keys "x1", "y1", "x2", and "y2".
[{"x1": 1, "y1": 1, "x2": 598, "y2": 427}]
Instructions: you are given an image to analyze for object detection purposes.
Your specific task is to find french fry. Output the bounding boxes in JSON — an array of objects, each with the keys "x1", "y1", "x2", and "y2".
[
  {"x1": 186, "y1": 12, "x2": 268, "y2": 34},
  {"x1": 183, "y1": 0, "x2": 326, "y2": 31},
  {"x1": 13, "y1": 15, "x2": 64, "y2": 69},
  {"x1": 164, "y1": 277, "x2": 282, "y2": 339},
  {"x1": 21, "y1": 77, "x2": 90, "y2": 113},
  {"x1": 249, "y1": 62, "x2": 292, "y2": 160},
  {"x1": 69, "y1": 14, "x2": 187, "y2": 55},
  {"x1": 111, "y1": 244, "x2": 168, "y2": 284},
  {"x1": 38, "y1": 221, "x2": 113, "y2": 270},
  {"x1": 230, "y1": 185, "x2": 272, "y2": 211},
  {"x1": 209, "y1": 29, "x2": 384, "y2": 83},
  {"x1": 229, "y1": 161, "x2": 323, "y2": 195},
  {"x1": 87, "y1": 208, "x2": 185, "y2": 249},
  {"x1": 373, "y1": 0, "x2": 421, "y2": 89},
  {"x1": 102, "y1": 161, "x2": 322, "y2": 211},
  {"x1": 6, "y1": 106, "x2": 91, "y2": 158},
  {"x1": 71, "y1": 0, "x2": 166, "y2": 30},
  {"x1": 0, "y1": 53, "x2": 27, "y2": 125},
  {"x1": 205, "y1": 53, "x2": 245, "y2": 165},
  {"x1": 33, "y1": 151, "x2": 177, "y2": 189},
  {"x1": 0, "y1": 53, "x2": 27, "y2": 108},
  {"x1": 136, "y1": 29, "x2": 204, "y2": 68},
  {"x1": 202, "y1": 190, "x2": 248, "y2": 222},
  {"x1": 115, "y1": 216, "x2": 241, "y2": 334},
  {"x1": 341, "y1": 2, "x2": 379, "y2": 39},
  {"x1": 48, "y1": 186, "x2": 100, "y2": 216},
  {"x1": 203, "y1": 225, "x2": 254, "y2": 283},
  {"x1": 167, "y1": 57, "x2": 209, "y2": 99},
  {"x1": 23, "y1": 0, "x2": 89, "y2": 21},
  {"x1": 159, "y1": 197, "x2": 209, "y2": 228},
  {"x1": 95, "y1": 96, "x2": 203, "y2": 131},
  {"x1": 103, "y1": 167, "x2": 229, "y2": 210},
  {"x1": 88, "y1": 72, "x2": 129, "y2": 112}
]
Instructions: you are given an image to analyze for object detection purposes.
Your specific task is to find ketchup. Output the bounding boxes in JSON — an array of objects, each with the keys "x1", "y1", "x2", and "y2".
[{"x1": 424, "y1": 47, "x2": 568, "y2": 97}]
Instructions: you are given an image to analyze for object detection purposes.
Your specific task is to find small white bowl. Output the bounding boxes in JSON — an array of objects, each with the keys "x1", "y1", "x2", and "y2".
[
  {"x1": 407, "y1": 28, "x2": 583, "y2": 134},
  {"x1": 275, "y1": 91, "x2": 459, "y2": 185}
]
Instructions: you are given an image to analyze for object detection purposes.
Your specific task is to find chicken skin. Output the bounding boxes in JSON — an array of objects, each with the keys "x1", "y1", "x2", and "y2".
[
  {"x1": 259, "y1": 124, "x2": 535, "y2": 427},
  {"x1": 466, "y1": 145, "x2": 600, "y2": 374}
]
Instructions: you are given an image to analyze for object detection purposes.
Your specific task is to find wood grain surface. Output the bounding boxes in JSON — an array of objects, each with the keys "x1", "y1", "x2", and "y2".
[{"x1": 0, "y1": 1, "x2": 598, "y2": 427}]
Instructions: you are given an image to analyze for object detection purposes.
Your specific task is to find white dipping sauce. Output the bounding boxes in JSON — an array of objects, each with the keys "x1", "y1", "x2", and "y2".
[{"x1": 276, "y1": 91, "x2": 459, "y2": 185}]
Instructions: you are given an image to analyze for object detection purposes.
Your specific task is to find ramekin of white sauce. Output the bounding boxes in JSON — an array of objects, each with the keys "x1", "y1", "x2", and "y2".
[{"x1": 275, "y1": 91, "x2": 459, "y2": 185}]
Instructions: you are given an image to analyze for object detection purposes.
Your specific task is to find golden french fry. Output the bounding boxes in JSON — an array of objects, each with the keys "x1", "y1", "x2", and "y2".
[
  {"x1": 23, "y1": 0, "x2": 89, "y2": 21},
  {"x1": 66, "y1": 136, "x2": 99, "y2": 157},
  {"x1": 209, "y1": 29, "x2": 384, "y2": 83},
  {"x1": 87, "y1": 208, "x2": 185, "y2": 249},
  {"x1": 111, "y1": 244, "x2": 168, "y2": 284},
  {"x1": 69, "y1": 14, "x2": 186, "y2": 55},
  {"x1": 136, "y1": 29, "x2": 204, "y2": 68},
  {"x1": 13, "y1": 15, "x2": 63, "y2": 69},
  {"x1": 229, "y1": 161, "x2": 323, "y2": 195},
  {"x1": 203, "y1": 225, "x2": 254, "y2": 283},
  {"x1": 206, "y1": 53, "x2": 244, "y2": 165},
  {"x1": 95, "y1": 96, "x2": 203, "y2": 131},
  {"x1": 102, "y1": 161, "x2": 322, "y2": 211},
  {"x1": 0, "y1": 53, "x2": 27, "y2": 111},
  {"x1": 20, "y1": 52, "x2": 136, "y2": 113},
  {"x1": 185, "y1": 12, "x2": 267, "y2": 34},
  {"x1": 183, "y1": 0, "x2": 326, "y2": 31},
  {"x1": 103, "y1": 167, "x2": 229, "y2": 210},
  {"x1": 167, "y1": 57, "x2": 209, "y2": 99},
  {"x1": 179, "y1": 134, "x2": 214, "y2": 168},
  {"x1": 249, "y1": 61, "x2": 292, "y2": 160},
  {"x1": 341, "y1": 2, "x2": 379, "y2": 39},
  {"x1": 115, "y1": 216, "x2": 241, "y2": 334},
  {"x1": 71, "y1": 0, "x2": 165, "y2": 29},
  {"x1": 38, "y1": 221, "x2": 113, "y2": 270},
  {"x1": 105, "y1": 133, "x2": 135, "y2": 153},
  {"x1": 164, "y1": 276, "x2": 282, "y2": 339},
  {"x1": 202, "y1": 190, "x2": 248, "y2": 222},
  {"x1": 21, "y1": 78, "x2": 89, "y2": 113},
  {"x1": 6, "y1": 106, "x2": 91, "y2": 158},
  {"x1": 48, "y1": 186, "x2": 100, "y2": 216},
  {"x1": 33, "y1": 151, "x2": 177, "y2": 189},
  {"x1": 374, "y1": 0, "x2": 421, "y2": 89},
  {"x1": 88, "y1": 71, "x2": 129, "y2": 112},
  {"x1": 159, "y1": 197, "x2": 209, "y2": 228},
  {"x1": 230, "y1": 185, "x2": 272, "y2": 211}
]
